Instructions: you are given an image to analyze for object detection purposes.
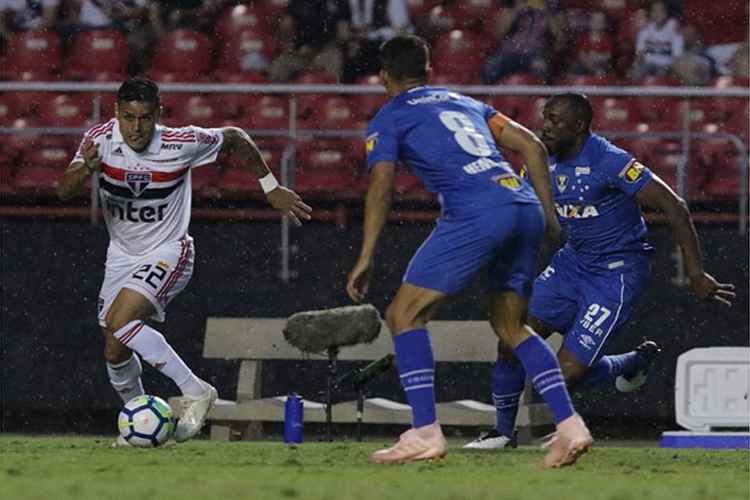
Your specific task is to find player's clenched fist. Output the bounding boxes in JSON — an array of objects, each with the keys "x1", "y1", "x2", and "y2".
[
  {"x1": 266, "y1": 186, "x2": 312, "y2": 226},
  {"x1": 82, "y1": 140, "x2": 102, "y2": 174}
]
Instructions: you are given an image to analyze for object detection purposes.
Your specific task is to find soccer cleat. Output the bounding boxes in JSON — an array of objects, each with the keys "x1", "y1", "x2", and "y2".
[
  {"x1": 111, "y1": 435, "x2": 132, "y2": 448},
  {"x1": 541, "y1": 413, "x2": 593, "y2": 469},
  {"x1": 174, "y1": 382, "x2": 218, "y2": 442},
  {"x1": 371, "y1": 422, "x2": 447, "y2": 464},
  {"x1": 615, "y1": 340, "x2": 661, "y2": 393},
  {"x1": 463, "y1": 429, "x2": 518, "y2": 450}
]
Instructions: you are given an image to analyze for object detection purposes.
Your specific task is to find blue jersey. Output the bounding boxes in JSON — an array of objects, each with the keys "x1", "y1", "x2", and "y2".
[
  {"x1": 366, "y1": 86, "x2": 538, "y2": 217},
  {"x1": 551, "y1": 134, "x2": 654, "y2": 264}
]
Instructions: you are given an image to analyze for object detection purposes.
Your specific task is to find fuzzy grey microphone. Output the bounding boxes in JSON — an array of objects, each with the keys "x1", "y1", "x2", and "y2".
[{"x1": 283, "y1": 304, "x2": 382, "y2": 353}]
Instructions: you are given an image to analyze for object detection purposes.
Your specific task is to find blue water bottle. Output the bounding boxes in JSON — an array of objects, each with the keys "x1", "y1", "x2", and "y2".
[{"x1": 283, "y1": 393, "x2": 304, "y2": 444}]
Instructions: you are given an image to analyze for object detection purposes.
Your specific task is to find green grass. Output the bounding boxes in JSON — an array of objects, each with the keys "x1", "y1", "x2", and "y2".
[{"x1": 1, "y1": 436, "x2": 748, "y2": 500}]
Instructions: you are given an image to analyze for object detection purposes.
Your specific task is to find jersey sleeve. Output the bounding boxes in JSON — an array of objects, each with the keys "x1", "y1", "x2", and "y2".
[
  {"x1": 602, "y1": 146, "x2": 653, "y2": 197},
  {"x1": 188, "y1": 126, "x2": 225, "y2": 168},
  {"x1": 365, "y1": 109, "x2": 399, "y2": 171}
]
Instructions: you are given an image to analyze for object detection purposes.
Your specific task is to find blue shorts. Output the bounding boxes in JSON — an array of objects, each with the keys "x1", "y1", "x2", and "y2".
[
  {"x1": 403, "y1": 202, "x2": 544, "y2": 298},
  {"x1": 528, "y1": 247, "x2": 651, "y2": 366}
]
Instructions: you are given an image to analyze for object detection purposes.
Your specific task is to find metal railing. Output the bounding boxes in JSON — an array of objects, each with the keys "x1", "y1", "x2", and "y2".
[{"x1": 1, "y1": 82, "x2": 748, "y2": 281}]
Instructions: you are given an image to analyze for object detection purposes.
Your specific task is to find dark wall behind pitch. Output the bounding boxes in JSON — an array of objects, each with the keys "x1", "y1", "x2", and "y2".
[{"x1": 1, "y1": 218, "x2": 748, "y2": 432}]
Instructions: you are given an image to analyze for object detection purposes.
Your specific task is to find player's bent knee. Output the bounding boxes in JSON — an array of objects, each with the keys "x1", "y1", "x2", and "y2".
[{"x1": 103, "y1": 334, "x2": 131, "y2": 364}]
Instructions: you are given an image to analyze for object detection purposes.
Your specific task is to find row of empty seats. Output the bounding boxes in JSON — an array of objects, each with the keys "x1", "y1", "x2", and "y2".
[{"x1": 1, "y1": 133, "x2": 744, "y2": 202}]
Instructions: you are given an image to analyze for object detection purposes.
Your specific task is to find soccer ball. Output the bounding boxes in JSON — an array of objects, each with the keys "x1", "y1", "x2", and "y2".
[{"x1": 118, "y1": 395, "x2": 175, "y2": 447}]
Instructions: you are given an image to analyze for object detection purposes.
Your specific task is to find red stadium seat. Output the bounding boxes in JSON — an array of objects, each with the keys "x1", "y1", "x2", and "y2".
[
  {"x1": 515, "y1": 96, "x2": 547, "y2": 132},
  {"x1": 593, "y1": 97, "x2": 640, "y2": 131},
  {"x1": 4, "y1": 30, "x2": 61, "y2": 76},
  {"x1": 39, "y1": 94, "x2": 93, "y2": 128},
  {"x1": 0, "y1": 161, "x2": 17, "y2": 196},
  {"x1": 190, "y1": 164, "x2": 220, "y2": 197},
  {"x1": 212, "y1": 71, "x2": 268, "y2": 118},
  {"x1": 246, "y1": 95, "x2": 289, "y2": 129},
  {"x1": 353, "y1": 75, "x2": 389, "y2": 124},
  {"x1": 0, "y1": 94, "x2": 17, "y2": 126},
  {"x1": 173, "y1": 95, "x2": 225, "y2": 127},
  {"x1": 295, "y1": 139, "x2": 358, "y2": 196},
  {"x1": 215, "y1": 3, "x2": 270, "y2": 41},
  {"x1": 217, "y1": 28, "x2": 276, "y2": 74},
  {"x1": 294, "y1": 70, "x2": 338, "y2": 120},
  {"x1": 488, "y1": 74, "x2": 544, "y2": 121},
  {"x1": 432, "y1": 30, "x2": 487, "y2": 83},
  {"x1": 445, "y1": 0, "x2": 495, "y2": 29},
  {"x1": 217, "y1": 139, "x2": 287, "y2": 197},
  {"x1": 65, "y1": 30, "x2": 129, "y2": 80},
  {"x1": 407, "y1": 0, "x2": 440, "y2": 18},
  {"x1": 14, "y1": 135, "x2": 77, "y2": 196},
  {"x1": 635, "y1": 75, "x2": 682, "y2": 130},
  {"x1": 259, "y1": 0, "x2": 289, "y2": 20},
  {"x1": 151, "y1": 30, "x2": 213, "y2": 79},
  {"x1": 306, "y1": 96, "x2": 358, "y2": 130},
  {"x1": 646, "y1": 139, "x2": 683, "y2": 190}
]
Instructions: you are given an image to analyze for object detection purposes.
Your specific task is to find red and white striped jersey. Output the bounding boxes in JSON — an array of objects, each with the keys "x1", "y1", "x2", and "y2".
[{"x1": 72, "y1": 118, "x2": 224, "y2": 256}]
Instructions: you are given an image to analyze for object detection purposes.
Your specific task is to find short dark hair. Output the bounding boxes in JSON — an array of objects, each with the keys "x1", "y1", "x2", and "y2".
[
  {"x1": 117, "y1": 78, "x2": 160, "y2": 106},
  {"x1": 380, "y1": 35, "x2": 430, "y2": 83},
  {"x1": 549, "y1": 93, "x2": 593, "y2": 129}
]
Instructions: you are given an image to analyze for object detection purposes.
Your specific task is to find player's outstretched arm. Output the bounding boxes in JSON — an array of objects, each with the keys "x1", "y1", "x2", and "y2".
[
  {"x1": 636, "y1": 175, "x2": 736, "y2": 306},
  {"x1": 491, "y1": 117, "x2": 562, "y2": 245},
  {"x1": 58, "y1": 140, "x2": 100, "y2": 201},
  {"x1": 220, "y1": 127, "x2": 311, "y2": 226},
  {"x1": 347, "y1": 161, "x2": 395, "y2": 303}
]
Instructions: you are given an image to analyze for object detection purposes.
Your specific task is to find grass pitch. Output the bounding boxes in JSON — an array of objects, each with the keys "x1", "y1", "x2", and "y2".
[{"x1": 1, "y1": 436, "x2": 748, "y2": 500}]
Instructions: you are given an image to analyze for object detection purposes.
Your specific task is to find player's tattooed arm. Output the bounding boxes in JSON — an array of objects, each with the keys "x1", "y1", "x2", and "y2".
[
  {"x1": 492, "y1": 118, "x2": 562, "y2": 245},
  {"x1": 58, "y1": 139, "x2": 100, "y2": 201},
  {"x1": 636, "y1": 175, "x2": 736, "y2": 306},
  {"x1": 347, "y1": 161, "x2": 395, "y2": 302},
  {"x1": 220, "y1": 127, "x2": 311, "y2": 225}
]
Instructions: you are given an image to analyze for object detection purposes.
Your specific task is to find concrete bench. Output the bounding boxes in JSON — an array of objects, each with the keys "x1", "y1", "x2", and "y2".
[{"x1": 171, "y1": 318, "x2": 558, "y2": 442}]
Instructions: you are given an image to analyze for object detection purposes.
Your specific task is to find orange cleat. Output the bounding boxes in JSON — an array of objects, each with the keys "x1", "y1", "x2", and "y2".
[
  {"x1": 541, "y1": 413, "x2": 593, "y2": 468},
  {"x1": 371, "y1": 422, "x2": 447, "y2": 464}
]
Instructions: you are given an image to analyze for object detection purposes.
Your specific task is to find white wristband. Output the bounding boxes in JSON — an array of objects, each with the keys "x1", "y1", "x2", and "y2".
[{"x1": 258, "y1": 172, "x2": 279, "y2": 194}]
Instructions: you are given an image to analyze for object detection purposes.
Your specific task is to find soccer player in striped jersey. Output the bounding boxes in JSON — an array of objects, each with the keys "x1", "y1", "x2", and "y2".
[{"x1": 58, "y1": 78, "x2": 312, "y2": 445}]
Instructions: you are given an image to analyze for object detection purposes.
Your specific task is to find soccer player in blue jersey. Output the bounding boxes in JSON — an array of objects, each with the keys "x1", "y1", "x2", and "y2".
[
  {"x1": 346, "y1": 35, "x2": 593, "y2": 467},
  {"x1": 464, "y1": 93, "x2": 736, "y2": 450}
]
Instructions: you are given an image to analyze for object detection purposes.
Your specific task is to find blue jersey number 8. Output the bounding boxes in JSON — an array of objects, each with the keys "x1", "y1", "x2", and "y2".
[{"x1": 438, "y1": 111, "x2": 492, "y2": 158}]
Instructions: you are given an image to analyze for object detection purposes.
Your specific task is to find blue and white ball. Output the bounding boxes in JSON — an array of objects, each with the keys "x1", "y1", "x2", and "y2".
[{"x1": 118, "y1": 395, "x2": 175, "y2": 447}]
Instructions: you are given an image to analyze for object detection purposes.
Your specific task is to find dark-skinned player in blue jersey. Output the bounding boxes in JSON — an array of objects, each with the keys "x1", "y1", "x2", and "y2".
[
  {"x1": 346, "y1": 35, "x2": 592, "y2": 468},
  {"x1": 464, "y1": 93, "x2": 736, "y2": 450}
]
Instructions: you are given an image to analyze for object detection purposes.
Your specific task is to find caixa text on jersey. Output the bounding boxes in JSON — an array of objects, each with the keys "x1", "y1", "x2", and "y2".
[{"x1": 103, "y1": 197, "x2": 168, "y2": 222}]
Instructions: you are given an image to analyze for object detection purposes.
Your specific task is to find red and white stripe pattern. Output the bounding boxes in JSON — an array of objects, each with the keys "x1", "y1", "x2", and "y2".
[
  {"x1": 118, "y1": 321, "x2": 145, "y2": 345},
  {"x1": 156, "y1": 238, "x2": 192, "y2": 305}
]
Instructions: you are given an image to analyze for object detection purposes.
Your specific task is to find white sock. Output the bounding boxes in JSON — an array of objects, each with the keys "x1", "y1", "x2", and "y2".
[
  {"x1": 113, "y1": 320, "x2": 206, "y2": 397},
  {"x1": 107, "y1": 354, "x2": 145, "y2": 403}
]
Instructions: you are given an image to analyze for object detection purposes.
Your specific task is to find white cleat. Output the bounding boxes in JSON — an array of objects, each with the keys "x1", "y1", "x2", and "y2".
[
  {"x1": 615, "y1": 371, "x2": 648, "y2": 392},
  {"x1": 174, "y1": 382, "x2": 218, "y2": 442},
  {"x1": 111, "y1": 435, "x2": 132, "y2": 448},
  {"x1": 615, "y1": 340, "x2": 661, "y2": 393},
  {"x1": 463, "y1": 429, "x2": 518, "y2": 450}
]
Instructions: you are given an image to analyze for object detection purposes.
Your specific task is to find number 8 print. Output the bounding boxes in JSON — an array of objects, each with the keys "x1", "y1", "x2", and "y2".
[{"x1": 438, "y1": 111, "x2": 492, "y2": 157}]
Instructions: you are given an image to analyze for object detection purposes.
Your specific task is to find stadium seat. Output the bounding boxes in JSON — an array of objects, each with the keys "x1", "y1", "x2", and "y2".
[
  {"x1": 406, "y1": 0, "x2": 440, "y2": 18},
  {"x1": 0, "y1": 161, "x2": 17, "y2": 196},
  {"x1": 217, "y1": 139, "x2": 287, "y2": 197},
  {"x1": 594, "y1": 97, "x2": 640, "y2": 131},
  {"x1": 39, "y1": 94, "x2": 93, "y2": 128},
  {"x1": 259, "y1": 0, "x2": 289, "y2": 21},
  {"x1": 295, "y1": 139, "x2": 359, "y2": 196},
  {"x1": 0, "y1": 94, "x2": 17, "y2": 126},
  {"x1": 14, "y1": 135, "x2": 77, "y2": 196},
  {"x1": 489, "y1": 73, "x2": 544, "y2": 121},
  {"x1": 353, "y1": 75, "x2": 389, "y2": 124},
  {"x1": 305, "y1": 96, "x2": 358, "y2": 130},
  {"x1": 432, "y1": 30, "x2": 487, "y2": 84},
  {"x1": 515, "y1": 97, "x2": 547, "y2": 132},
  {"x1": 682, "y1": 99, "x2": 720, "y2": 131},
  {"x1": 4, "y1": 30, "x2": 61, "y2": 77},
  {"x1": 212, "y1": 71, "x2": 268, "y2": 118},
  {"x1": 635, "y1": 75, "x2": 682, "y2": 130},
  {"x1": 190, "y1": 164, "x2": 220, "y2": 197},
  {"x1": 294, "y1": 70, "x2": 339, "y2": 120},
  {"x1": 151, "y1": 30, "x2": 213, "y2": 80},
  {"x1": 64, "y1": 30, "x2": 129, "y2": 80},
  {"x1": 181, "y1": 95, "x2": 226, "y2": 127},
  {"x1": 245, "y1": 95, "x2": 289, "y2": 130},
  {"x1": 646, "y1": 139, "x2": 683, "y2": 191},
  {"x1": 215, "y1": 3, "x2": 270, "y2": 41},
  {"x1": 217, "y1": 28, "x2": 276, "y2": 75}
]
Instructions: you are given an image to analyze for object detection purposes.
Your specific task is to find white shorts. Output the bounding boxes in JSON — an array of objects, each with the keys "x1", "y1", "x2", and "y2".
[{"x1": 98, "y1": 236, "x2": 195, "y2": 327}]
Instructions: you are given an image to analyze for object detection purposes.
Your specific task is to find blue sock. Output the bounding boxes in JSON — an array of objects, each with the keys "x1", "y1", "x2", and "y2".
[
  {"x1": 492, "y1": 359, "x2": 526, "y2": 437},
  {"x1": 394, "y1": 328, "x2": 436, "y2": 428},
  {"x1": 578, "y1": 352, "x2": 646, "y2": 389},
  {"x1": 514, "y1": 334, "x2": 575, "y2": 424}
]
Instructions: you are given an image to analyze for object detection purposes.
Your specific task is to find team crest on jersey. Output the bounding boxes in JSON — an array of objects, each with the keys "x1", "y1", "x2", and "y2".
[
  {"x1": 622, "y1": 161, "x2": 645, "y2": 183},
  {"x1": 125, "y1": 172, "x2": 152, "y2": 197},
  {"x1": 492, "y1": 173, "x2": 522, "y2": 191},
  {"x1": 365, "y1": 133, "x2": 378, "y2": 154},
  {"x1": 556, "y1": 174, "x2": 569, "y2": 193}
]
